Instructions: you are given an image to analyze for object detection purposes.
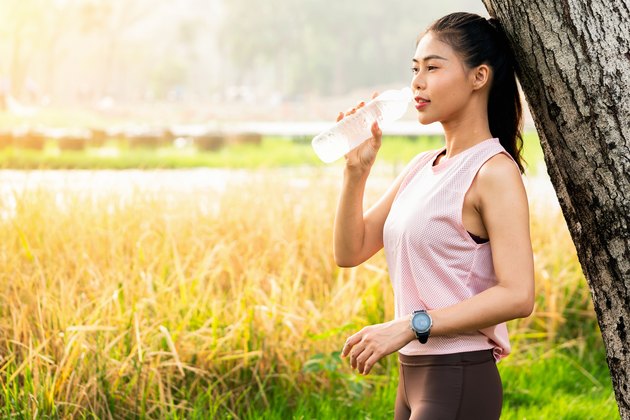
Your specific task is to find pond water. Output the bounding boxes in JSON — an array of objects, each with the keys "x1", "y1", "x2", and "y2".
[{"x1": 0, "y1": 166, "x2": 560, "y2": 221}]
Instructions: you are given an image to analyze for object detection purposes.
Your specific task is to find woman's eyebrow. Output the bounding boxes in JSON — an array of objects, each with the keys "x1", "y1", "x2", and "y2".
[{"x1": 412, "y1": 55, "x2": 448, "y2": 63}]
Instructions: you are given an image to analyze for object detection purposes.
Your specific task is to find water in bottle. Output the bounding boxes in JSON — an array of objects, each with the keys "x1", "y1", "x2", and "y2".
[{"x1": 312, "y1": 87, "x2": 412, "y2": 163}]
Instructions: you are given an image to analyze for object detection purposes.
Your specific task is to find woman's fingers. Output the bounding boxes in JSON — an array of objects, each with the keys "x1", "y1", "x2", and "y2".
[
  {"x1": 343, "y1": 329, "x2": 372, "y2": 371},
  {"x1": 337, "y1": 99, "x2": 368, "y2": 122},
  {"x1": 350, "y1": 102, "x2": 366, "y2": 114},
  {"x1": 341, "y1": 332, "x2": 362, "y2": 357},
  {"x1": 362, "y1": 352, "x2": 381, "y2": 375},
  {"x1": 342, "y1": 326, "x2": 388, "y2": 374},
  {"x1": 370, "y1": 121, "x2": 382, "y2": 149},
  {"x1": 356, "y1": 347, "x2": 374, "y2": 374},
  {"x1": 350, "y1": 341, "x2": 367, "y2": 370},
  {"x1": 370, "y1": 121, "x2": 381, "y2": 139},
  {"x1": 342, "y1": 320, "x2": 407, "y2": 375}
]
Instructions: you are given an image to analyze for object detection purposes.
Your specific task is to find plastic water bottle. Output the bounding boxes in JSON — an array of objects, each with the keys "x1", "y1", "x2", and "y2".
[{"x1": 312, "y1": 87, "x2": 413, "y2": 163}]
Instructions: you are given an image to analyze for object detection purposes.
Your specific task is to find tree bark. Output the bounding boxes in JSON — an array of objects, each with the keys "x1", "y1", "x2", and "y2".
[{"x1": 481, "y1": 1, "x2": 630, "y2": 418}]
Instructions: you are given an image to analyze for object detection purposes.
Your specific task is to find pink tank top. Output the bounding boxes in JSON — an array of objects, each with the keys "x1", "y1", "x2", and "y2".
[{"x1": 383, "y1": 138, "x2": 517, "y2": 361}]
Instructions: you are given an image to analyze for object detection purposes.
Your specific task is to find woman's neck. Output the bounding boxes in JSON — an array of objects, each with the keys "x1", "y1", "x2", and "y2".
[{"x1": 440, "y1": 97, "x2": 493, "y2": 159}]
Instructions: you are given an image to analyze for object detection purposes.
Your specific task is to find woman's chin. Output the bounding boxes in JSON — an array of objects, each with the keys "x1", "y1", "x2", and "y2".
[{"x1": 417, "y1": 114, "x2": 436, "y2": 126}]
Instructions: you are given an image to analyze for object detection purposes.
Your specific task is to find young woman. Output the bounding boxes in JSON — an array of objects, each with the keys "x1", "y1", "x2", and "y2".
[{"x1": 335, "y1": 13, "x2": 535, "y2": 419}]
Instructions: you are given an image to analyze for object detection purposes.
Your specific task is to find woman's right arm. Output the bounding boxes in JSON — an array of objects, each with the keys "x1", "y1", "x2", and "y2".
[{"x1": 333, "y1": 116, "x2": 418, "y2": 267}]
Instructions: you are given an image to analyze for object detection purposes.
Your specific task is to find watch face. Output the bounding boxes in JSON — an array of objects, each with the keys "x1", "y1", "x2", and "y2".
[{"x1": 412, "y1": 312, "x2": 431, "y2": 332}]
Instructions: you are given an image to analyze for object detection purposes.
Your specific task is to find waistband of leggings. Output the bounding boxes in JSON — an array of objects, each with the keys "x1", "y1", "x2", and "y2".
[{"x1": 398, "y1": 349, "x2": 494, "y2": 367}]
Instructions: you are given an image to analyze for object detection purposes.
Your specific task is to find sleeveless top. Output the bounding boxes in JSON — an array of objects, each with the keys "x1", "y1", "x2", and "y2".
[{"x1": 383, "y1": 138, "x2": 518, "y2": 361}]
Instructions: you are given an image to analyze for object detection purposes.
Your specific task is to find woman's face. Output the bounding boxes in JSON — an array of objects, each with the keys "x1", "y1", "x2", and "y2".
[{"x1": 411, "y1": 31, "x2": 477, "y2": 126}]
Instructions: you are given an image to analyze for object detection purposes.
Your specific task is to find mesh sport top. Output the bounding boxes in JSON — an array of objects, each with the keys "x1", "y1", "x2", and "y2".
[{"x1": 383, "y1": 138, "x2": 517, "y2": 360}]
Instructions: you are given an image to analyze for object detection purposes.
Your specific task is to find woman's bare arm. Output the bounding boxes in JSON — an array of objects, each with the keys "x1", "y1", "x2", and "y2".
[
  {"x1": 333, "y1": 122, "x2": 425, "y2": 267},
  {"x1": 333, "y1": 152, "x2": 414, "y2": 266},
  {"x1": 341, "y1": 153, "x2": 535, "y2": 374}
]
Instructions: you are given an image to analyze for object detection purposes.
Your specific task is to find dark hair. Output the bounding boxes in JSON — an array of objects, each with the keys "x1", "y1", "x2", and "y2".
[{"x1": 421, "y1": 12, "x2": 525, "y2": 173}]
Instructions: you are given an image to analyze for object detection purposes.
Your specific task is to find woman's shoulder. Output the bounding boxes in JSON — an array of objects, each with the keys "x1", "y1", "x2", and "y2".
[
  {"x1": 479, "y1": 151, "x2": 520, "y2": 176},
  {"x1": 476, "y1": 151, "x2": 525, "y2": 197}
]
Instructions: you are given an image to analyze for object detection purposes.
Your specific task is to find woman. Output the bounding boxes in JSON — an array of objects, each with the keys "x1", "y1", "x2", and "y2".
[{"x1": 334, "y1": 12, "x2": 535, "y2": 419}]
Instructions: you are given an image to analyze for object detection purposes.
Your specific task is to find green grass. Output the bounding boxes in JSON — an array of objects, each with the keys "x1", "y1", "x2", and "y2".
[
  {"x1": 500, "y1": 348, "x2": 618, "y2": 420},
  {"x1": 0, "y1": 132, "x2": 545, "y2": 172},
  {"x1": 191, "y1": 346, "x2": 617, "y2": 419},
  {"x1": 0, "y1": 345, "x2": 616, "y2": 419}
]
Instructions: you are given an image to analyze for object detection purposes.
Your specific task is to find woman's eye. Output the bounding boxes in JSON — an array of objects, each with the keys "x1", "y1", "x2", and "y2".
[
  {"x1": 411, "y1": 67, "x2": 419, "y2": 74},
  {"x1": 427, "y1": 66, "x2": 437, "y2": 71}
]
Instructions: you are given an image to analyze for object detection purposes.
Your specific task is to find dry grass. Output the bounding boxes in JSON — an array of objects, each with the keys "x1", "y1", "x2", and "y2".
[{"x1": 0, "y1": 167, "x2": 599, "y2": 417}]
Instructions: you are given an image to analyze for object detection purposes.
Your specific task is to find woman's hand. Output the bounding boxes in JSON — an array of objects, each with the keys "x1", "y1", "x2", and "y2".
[
  {"x1": 341, "y1": 317, "x2": 414, "y2": 375},
  {"x1": 338, "y1": 92, "x2": 382, "y2": 174}
]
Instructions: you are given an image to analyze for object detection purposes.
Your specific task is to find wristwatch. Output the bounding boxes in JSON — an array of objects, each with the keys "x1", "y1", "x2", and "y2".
[{"x1": 410, "y1": 310, "x2": 433, "y2": 344}]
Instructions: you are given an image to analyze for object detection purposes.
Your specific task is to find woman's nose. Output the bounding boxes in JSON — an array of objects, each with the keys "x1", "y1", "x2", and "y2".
[{"x1": 412, "y1": 73, "x2": 425, "y2": 91}]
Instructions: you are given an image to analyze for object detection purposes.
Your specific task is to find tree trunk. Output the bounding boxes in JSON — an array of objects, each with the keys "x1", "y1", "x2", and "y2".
[{"x1": 481, "y1": 1, "x2": 630, "y2": 418}]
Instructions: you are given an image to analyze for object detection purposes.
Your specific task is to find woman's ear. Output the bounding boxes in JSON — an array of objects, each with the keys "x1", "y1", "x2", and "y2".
[{"x1": 471, "y1": 64, "x2": 491, "y2": 91}]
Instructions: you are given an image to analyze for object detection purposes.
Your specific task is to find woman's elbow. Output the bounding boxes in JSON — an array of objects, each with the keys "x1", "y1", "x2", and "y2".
[
  {"x1": 515, "y1": 293, "x2": 535, "y2": 319},
  {"x1": 333, "y1": 244, "x2": 360, "y2": 267},
  {"x1": 334, "y1": 254, "x2": 359, "y2": 268}
]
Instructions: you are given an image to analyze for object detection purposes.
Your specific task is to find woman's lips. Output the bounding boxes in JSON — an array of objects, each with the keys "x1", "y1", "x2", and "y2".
[
  {"x1": 415, "y1": 100, "x2": 430, "y2": 110},
  {"x1": 415, "y1": 96, "x2": 430, "y2": 110}
]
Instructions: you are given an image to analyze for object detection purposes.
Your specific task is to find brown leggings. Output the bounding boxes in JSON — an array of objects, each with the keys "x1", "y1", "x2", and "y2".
[{"x1": 395, "y1": 349, "x2": 502, "y2": 420}]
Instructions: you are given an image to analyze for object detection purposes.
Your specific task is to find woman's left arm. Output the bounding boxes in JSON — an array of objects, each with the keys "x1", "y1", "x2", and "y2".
[
  {"x1": 427, "y1": 153, "x2": 535, "y2": 335},
  {"x1": 342, "y1": 153, "x2": 535, "y2": 374}
]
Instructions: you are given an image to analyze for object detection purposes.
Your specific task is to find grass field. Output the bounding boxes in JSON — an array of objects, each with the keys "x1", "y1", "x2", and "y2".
[
  {"x1": 0, "y1": 148, "x2": 619, "y2": 418},
  {"x1": 0, "y1": 132, "x2": 545, "y2": 174}
]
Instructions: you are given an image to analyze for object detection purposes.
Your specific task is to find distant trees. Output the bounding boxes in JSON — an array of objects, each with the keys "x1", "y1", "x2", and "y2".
[
  {"x1": 0, "y1": 0, "x2": 45, "y2": 99},
  {"x1": 0, "y1": 0, "x2": 487, "y2": 103},
  {"x1": 218, "y1": 0, "x2": 458, "y2": 96},
  {"x1": 75, "y1": 0, "x2": 158, "y2": 98},
  {"x1": 0, "y1": 0, "x2": 212, "y2": 104}
]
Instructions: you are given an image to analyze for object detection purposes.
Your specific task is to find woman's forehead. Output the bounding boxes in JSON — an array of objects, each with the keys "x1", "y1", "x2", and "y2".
[{"x1": 414, "y1": 32, "x2": 455, "y2": 61}]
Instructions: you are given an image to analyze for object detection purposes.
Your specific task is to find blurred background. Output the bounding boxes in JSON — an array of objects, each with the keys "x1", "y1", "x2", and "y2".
[{"x1": 0, "y1": 0, "x2": 489, "y2": 124}]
